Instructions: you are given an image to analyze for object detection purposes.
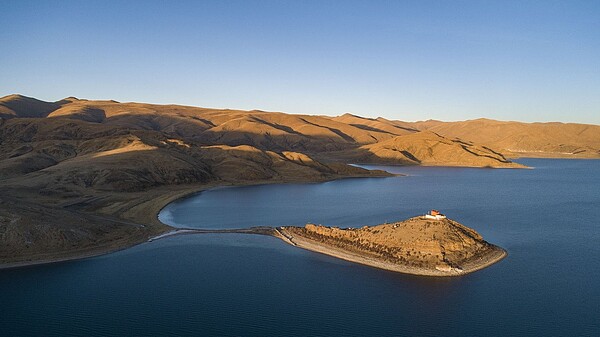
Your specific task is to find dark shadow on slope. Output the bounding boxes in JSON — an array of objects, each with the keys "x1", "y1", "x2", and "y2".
[
  {"x1": 458, "y1": 144, "x2": 510, "y2": 163},
  {"x1": 250, "y1": 116, "x2": 311, "y2": 138},
  {"x1": 299, "y1": 117, "x2": 356, "y2": 143},
  {"x1": 0, "y1": 95, "x2": 62, "y2": 118},
  {"x1": 400, "y1": 150, "x2": 421, "y2": 163},
  {"x1": 50, "y1": 107, "x2": 107, "y2": 123},
  {"x1": 349, "y1": 123, "x2": 397, "y2": 135}
]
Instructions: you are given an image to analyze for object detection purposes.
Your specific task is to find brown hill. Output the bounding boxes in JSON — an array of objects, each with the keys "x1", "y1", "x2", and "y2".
[
  {"x1": 0, "y1": 94, "x2": 61, "y2": 118},
  {"x1": 3, "y1": 95, "x2": 597, "y2": 161},
  {"x1": 413, "y1": 118, "x2": 600, "y2": 158},
  {"x1": 0, "y1": 115, "x2": 384, "y2": 188},
  {"x1": 331, "y1": 130, "x2": 525, "y2": 168},
  {"x1": 278, "y1": 216, "x2": 506, "y2": 276},
  {"x1": 330, "y1": 113, "x2": 418, "y2": 136},
  {"x1": 0, "y1": 197, "x2": 165, "y2": 268},
  {"x1": 0, "y1": 95, "x2": 531, "y2": 166},
  {"x1": 337, "y1": 115, "x2": 600, "y2": 158},
  {"x1": 22, "y1": 98, "x2": 401, "y2": 152}
]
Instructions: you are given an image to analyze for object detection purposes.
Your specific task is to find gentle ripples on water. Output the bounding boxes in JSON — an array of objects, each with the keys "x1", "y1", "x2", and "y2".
[{"x1": 1, "y1": 159, "x2": 599, "y2": 336}]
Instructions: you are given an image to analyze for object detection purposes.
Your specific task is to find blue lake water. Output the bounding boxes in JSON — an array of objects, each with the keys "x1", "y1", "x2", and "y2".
[{"x1": 1, "y1": 159, "x2": 599, "y2": 336}]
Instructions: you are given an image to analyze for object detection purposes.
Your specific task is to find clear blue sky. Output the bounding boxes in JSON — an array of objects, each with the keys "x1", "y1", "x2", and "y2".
[{"x1": 1, "y1": 0, "x2": 599, "y2": 124}]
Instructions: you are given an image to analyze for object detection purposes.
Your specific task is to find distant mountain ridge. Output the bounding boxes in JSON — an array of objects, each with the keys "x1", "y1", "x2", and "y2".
[
  {"x1": 413, "y1": 118, "x2": 600, "y2": 158},
  {"x1": 0, "y1": 94, "x2": 61, "y2": 118},
  {"x1": 3, "y1": 94, "x2": 597, "y2": 163}
]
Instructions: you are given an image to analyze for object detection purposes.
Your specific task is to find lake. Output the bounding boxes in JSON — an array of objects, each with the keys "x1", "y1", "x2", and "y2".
[{"x1": 1, "y1": 159, "x2": 599, "y2": 336}]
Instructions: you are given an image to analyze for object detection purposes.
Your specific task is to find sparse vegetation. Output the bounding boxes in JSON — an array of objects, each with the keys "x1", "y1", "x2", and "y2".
[{"x1": 281, "y1": 217, "x2": 499, "y2": 274}]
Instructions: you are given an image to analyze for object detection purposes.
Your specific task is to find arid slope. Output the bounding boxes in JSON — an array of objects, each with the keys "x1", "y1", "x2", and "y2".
[
  {"x1": 331, "y1": 131, "x2": 526, "y2": 168},
  {"x1": 411, "y1": 118, "x2": 600, "y2": 158}
]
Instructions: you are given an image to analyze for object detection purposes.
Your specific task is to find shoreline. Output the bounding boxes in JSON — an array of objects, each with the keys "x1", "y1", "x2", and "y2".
[
  {"x1": 1, "y1": 166, "x2": 513, "y2": 274},
  {"x1": 275, "y1": 227, "x2": 507, "y2": 277},
  {"x1": 0, "y1": 239, "x2": 152, "y2": 270},
  {"x1": 350, "y1": 161, "x2": 529, "y2": 169},
  {"x1": 0, "y1": 249, "x2": 131, "y2": 271},
  {"x1": 0, "y1": 227, "x2": 277, "y2": 271},
  {"x1": 0, "y1": 171, "x2": 391, "y2": 270},
  {"x1": 2, "y1": 222, "x2": 507, "y2": 277},
  {"x1": 153, "y1": 172, "x2": 398, "y2": 225}
]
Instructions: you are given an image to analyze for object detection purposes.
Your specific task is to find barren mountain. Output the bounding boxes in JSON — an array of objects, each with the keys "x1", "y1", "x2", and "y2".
[
  {"x1": 0, "y1": 94, "x2": 61, "y2": 118},
  {"x1": 330, "y1": 113, "x2": 419, "y2": 136},
  {"x1": 329, "y1": 114, "x2": 600, "y2": 159},
  {"x1": 412, "y1": 118, "x2": 600, "y2": 158},
  {"x1": 330, "y1": 131, "x2": 526, "y2": 168}
]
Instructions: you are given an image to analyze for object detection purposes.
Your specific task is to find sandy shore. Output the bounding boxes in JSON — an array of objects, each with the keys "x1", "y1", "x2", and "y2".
[{"x1": 275, "y1": 228, "x2": 507, "y2": 277}]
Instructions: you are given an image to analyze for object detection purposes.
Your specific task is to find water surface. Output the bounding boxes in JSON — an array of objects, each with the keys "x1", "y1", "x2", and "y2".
[{"x1": 2, "y1": 159, "x2": 599, "y2": 336}]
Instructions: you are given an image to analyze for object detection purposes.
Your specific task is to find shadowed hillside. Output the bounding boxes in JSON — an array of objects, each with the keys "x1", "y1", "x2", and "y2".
[
  {"x1": 0, "y1": 94, "x2": 61, "y2": 118},
  {"x1": 330, "y1": 113, "x2": 419, "y2": 136},
  {"x1": 2, "y1": 94, "x2": 550, "y2": 165}
]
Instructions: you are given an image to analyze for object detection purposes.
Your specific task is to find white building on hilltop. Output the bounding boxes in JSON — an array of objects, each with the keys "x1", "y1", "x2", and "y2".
[{"x1": 424, "y1": 209, "x2": 446, "y2": 220}]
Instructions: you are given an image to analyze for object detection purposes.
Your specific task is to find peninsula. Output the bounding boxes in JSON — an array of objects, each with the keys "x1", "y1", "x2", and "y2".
[
  {"x1": 136, "y1": 211, "x2": 506, "y2": 277},
  {"x1": 275, "y1": 214, "x2": 506, "y2": 276}
]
